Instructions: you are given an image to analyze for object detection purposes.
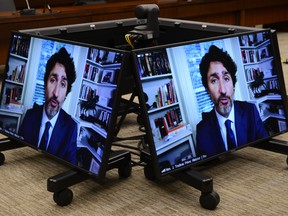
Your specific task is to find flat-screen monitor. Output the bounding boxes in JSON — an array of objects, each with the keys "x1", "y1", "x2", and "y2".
[
  {"x1": 132, "y1": 29, "x2": 288, "y2": 178},
  {"x1": 0, "y1": 31, "x2": 129, "y2": 178}
]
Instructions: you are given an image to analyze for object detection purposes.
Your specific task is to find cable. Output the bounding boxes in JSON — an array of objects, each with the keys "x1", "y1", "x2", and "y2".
[
  {"x1": 125, "y1": 33, "x2": 143, "y2": 49},
  {"x1": 125, "y1": 34, "x2": 134, "y2": 49}
]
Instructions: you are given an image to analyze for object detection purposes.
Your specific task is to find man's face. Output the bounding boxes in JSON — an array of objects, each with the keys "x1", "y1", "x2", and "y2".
[
  {"x1": 207, "y1": 61, "x2": 234, "y2": 118},
  {"x1": 45, "y1": 62, "x2": 68, "y2": 119}
]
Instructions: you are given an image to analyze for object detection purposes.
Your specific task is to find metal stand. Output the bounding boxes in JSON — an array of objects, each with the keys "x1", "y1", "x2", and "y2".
[
  {"x1": 0, "y1": 137, "x2": 132, "y2": 206},
  {"x1": 0, "y1": 138, "x2": 25, "y2": 165},
  {"x1": 48, "y1": 150, "x2": 132, "y2": 206},
  {"x1": 172, "y1": 169, "x2": 220, "y2": 210},
  {"x1": 0, "y1": 91, "x2": 137, "y2": 206},
  {"x1": 47, "y1": 169, "x2": 91, "y2": 206},
  {"x1": 140, "y1": 149, "x2": 220, "y2": 210},
  {"x1": 47, "y1": 93, "x2": 137, "y2": 206}
]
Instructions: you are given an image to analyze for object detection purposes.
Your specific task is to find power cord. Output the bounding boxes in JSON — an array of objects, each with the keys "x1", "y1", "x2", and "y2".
[{"x1": 125, "y1": 34, "x2": 143, "y2": 49}]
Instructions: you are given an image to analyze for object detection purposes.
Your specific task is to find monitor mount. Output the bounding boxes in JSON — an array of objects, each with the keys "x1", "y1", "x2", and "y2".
[
  {"x1": 0, "y1": 138, "x2": 132, "y2": 206},
  {"x1": 140, "y1": 148, "x2": 220, "y2": 210},
  {"x1": 0, "y1": 92, "x2": 138, "y2": 206}
]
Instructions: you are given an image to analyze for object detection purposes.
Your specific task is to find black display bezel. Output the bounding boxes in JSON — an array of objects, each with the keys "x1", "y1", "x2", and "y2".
[
  {"x1": 0, "y1": 31, "x2": 130, "y2": 178},
  {"x1": 132, "y1": 29, "x2": 288, "y2": 178}
]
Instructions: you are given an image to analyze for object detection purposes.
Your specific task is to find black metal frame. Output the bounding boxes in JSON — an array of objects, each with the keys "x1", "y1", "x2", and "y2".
[{"x1": 0, "y1": 93, "x2": 136, "y2": 206}]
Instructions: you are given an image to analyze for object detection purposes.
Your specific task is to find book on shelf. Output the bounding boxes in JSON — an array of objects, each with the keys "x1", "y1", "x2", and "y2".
[
  {"x1": 249, "y1": 77, "x2": 280, "y2": 99},
  {"x1": 84, "y1": 63, "x2": 119, "y2": 85},
  {"x1": 153, "y1": 107, "x2": 184, "y2": 139},
  {"x1": 136, "y1": 50, "x2": 172, "y2": 78},
  {"x1": 5, "y1": 87, "x2": 22, "y2": 105},
  {"x1": 7, "y1": 63, "x2": 26, "y2": 83},
  {"x1": 84, "y1": 63, "x2": 103, "y2": 83},
  {"x1": 239, "y1": 32, "x2": 269, "y2": 47},
  {"x1": 136, "y1": 53, "x2": 152, "y2": 77},
  {"x1": 155, "y1": 79, "x2": 177, "y2": 108},
  {"x1": 79, "y1": 106, "x2": 111, "y2": 131},
  {"x1": 87, "y1": 48, "x2": 123, "y2": 65},
  {"x1": 266, "y1": 79, "x2": 279, "y2": 91},
  {"x1": 241, "y1": 49, "x2": 259, "y2": 64},
  {"x1": 80, "y1": 84, "x2": 98, "y2": 101},
  {"x1": 10, "y1": 35, "x2": 30, "y2": 58},
  {"x1": 245, "y1": 67, "x2": 261, "y2": 82},
  {"x1": 95, "y1": 109, "x2": 111, "y2": 130}
]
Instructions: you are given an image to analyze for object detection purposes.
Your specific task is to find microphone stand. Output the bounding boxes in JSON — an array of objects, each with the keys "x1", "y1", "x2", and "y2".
[
  {"x1": 20, "y1": 0, "x2": 36, "y2": 15},
  {"x1": 43, "y1": 1, "x2": 53, "y2": 14}
]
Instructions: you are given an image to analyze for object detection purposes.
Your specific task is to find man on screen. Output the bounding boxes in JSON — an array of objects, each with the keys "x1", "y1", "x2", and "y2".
[
  {"x1": 196, "y1": 45, "x2": 268, "y2": 157},
  {"x1": 19, "y1": 47, "x2": 78, "y2": 165}
]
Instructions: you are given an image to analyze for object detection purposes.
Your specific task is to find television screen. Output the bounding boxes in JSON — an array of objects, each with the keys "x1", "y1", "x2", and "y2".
[
  {"x1": 0, "y1": 31, "x2": 128, "y2": 178},
  {"x1": 132, "y1": 29, "x2": 288, "y2": 178}
]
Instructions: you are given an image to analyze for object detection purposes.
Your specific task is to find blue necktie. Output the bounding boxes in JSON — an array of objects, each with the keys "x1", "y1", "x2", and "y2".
[
  {"x1": 39, "y1": 121, "x2": 51, "y2": 151},
  {"x1": 225, "y1": 120, "x2": 236, "y2": 150}
]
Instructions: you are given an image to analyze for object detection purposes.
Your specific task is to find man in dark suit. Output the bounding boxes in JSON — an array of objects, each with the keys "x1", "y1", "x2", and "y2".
[
  {"x1": 19, "y1": 47, "x2": 78, "y2": 165},
  {"x1": 196, "y1": 45, "x2": 268, "y2": 157}
]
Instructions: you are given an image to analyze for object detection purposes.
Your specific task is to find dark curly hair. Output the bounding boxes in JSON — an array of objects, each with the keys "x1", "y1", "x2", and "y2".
[
  {"x1": 199, "y1": 45, "x2": 237, "y2": 89},
  {"x1": 44, "y1": 47, "x2": 76, "y2": 95}
]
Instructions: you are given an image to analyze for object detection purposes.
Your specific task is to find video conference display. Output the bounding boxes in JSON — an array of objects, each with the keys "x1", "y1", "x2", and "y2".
[
  {"x1": 1, "y1": 27, "x2": 287, "y2": 180},
  {"x1": 133, "y1": 29, "x2": 288, "y2": 176},
  {"x1": 0, "y1": 32, "x2": 125, "y2": 177}
]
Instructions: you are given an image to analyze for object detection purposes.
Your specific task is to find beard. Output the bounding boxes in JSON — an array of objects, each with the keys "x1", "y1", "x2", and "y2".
[
  {"x1": 213, "y1": 95, "x2": 233, "y2": 118},
  {"x1": 45, "y1": 97, "x2": 60, "y2": 120}
]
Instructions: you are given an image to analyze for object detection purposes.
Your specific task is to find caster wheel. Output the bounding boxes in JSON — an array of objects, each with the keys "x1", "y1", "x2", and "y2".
[
  {"x1": 199, "y1": 191, "x2": 220, "y2": 210},
  {"x1": 0, "y1": 152, "x2": 5, "y2": 165},
  {"x1": 144, "y1": 164, "x2": 156, "y2": 181},
  {"x1": 53, "y1": 188, "x2": 73, "y2": 206},
  {"x1": 118, "y1": 162, "x2": 132, "y2": 178}
]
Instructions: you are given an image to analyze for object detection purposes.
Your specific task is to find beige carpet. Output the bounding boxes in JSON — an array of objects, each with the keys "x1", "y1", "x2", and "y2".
[{"x1": 0, "y1": 31, "x2": 288, "y2": 216}]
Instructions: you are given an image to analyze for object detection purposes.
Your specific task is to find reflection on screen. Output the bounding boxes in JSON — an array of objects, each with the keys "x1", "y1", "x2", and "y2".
[
  {"x1": 0, "y1": 33, "x2": 124, "y2": 176},
  {"x1": 135, "y1": 30, "x2": 287, "y2": 175}
]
